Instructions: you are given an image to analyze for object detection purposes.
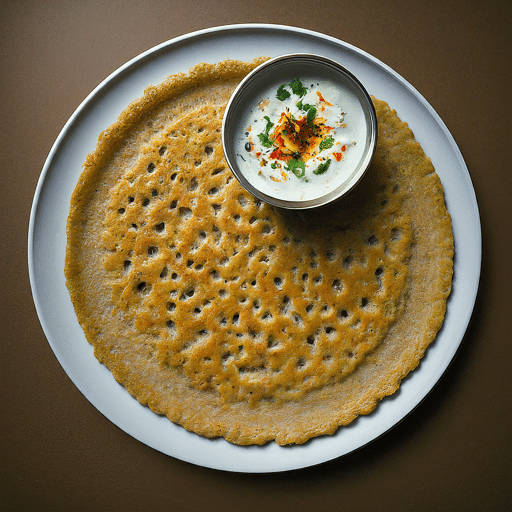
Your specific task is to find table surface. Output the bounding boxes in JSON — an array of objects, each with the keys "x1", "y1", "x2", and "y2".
[{"x1": 2, "y1": 1, "x2": 510, "y2": 510}]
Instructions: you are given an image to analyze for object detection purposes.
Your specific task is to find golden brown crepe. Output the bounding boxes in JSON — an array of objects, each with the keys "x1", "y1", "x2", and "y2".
[{"x1": 65, "y1": 59, "x2": 453, "y2": 445}]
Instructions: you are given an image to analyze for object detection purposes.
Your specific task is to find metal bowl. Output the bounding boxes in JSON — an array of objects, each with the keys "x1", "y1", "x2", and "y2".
[{"x1": 222, "y1": 53, "x2": 378, "y2": 209}]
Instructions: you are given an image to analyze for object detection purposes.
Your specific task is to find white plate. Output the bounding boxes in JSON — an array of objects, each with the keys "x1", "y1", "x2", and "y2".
[{"x1": 28, "y1": 24, "x2": 481, "y2": 473}]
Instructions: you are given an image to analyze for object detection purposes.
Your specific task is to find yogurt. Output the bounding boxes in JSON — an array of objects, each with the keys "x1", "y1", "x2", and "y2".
[{"x1": 235, "y1": 77, "x2": 368, "y2": 202}]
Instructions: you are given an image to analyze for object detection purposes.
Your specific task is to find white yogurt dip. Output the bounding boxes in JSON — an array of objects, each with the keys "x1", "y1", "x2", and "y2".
[{"x1": 234, "y1": 77, "x2": 368, "y2": 202}]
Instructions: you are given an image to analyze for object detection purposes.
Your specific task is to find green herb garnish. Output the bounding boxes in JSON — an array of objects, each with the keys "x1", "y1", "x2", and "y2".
[
  {"x1": 319, "y1": 135, "x2": 334, "y2": 151},
  {"x1": 258, "y1": 132, "x2": 274, "y2": 147},
  {"x1": 313, "y1": 159, "x2": 331, "y2": 175},
  {"x1": 257, "y1": 115, "x2": 275, "y2": 148},
  {"x1": 289, "y1": 78, "x2": 308, "y2": 97},
  {"x1": 276, "y1": 84, "x2": 291, "y2": 101},
  {"x1": 263, "y1": 115, "x2": 274, "y2": 133},
  {"x1": 286, "y1": 158, "x2": 306, "y2": 178},
  {"x1": 306, "y1": 106, "x2": 317, "y2": 127}
]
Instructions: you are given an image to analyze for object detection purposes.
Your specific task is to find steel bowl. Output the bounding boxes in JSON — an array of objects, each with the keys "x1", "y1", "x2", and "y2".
[{"x1": 222, "y1": 53, "x2": 378, "y2": 209}]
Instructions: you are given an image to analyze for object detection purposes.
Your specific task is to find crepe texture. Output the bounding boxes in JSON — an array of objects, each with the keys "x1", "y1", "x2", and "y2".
[{"x1": 65, "y1": 59, "x2": 453, "y2": 445}]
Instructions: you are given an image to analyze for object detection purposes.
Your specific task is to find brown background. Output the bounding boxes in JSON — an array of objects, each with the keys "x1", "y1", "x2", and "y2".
[{"x1": 1, "y1": 1, "x2": 510, "y2": 510}]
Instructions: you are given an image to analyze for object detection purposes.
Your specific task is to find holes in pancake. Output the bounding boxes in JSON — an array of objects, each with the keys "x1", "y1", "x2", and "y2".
[
  {"x1": 205, "y1": 145, "x2": 214, "y2": 155},
  {"x1": 142, "y1": 197, "x2": 150, "y2": 207},
  {"x1": 211, "y1": 167, "x2": 225, "y2": 176},
  {"x1": 238, "y1": 194, "x2": 248, "y2": 207},
  {"x1": 338, "y1": 308, "x2": 349, "y2": 320},
  {"x1": 123, "y1": 260, "x2": 131, "y2": 271},
  {"x1": 147, "y1": 162, "x2": 156, "y2": 173},
  {"x1": 179, "y1": 207, "x2": 192, "y2": 219},
  {"x1": 166, "y1": 320, "x2": 176, "y2": 330},
  {"x1": 332, "y1": 279, "x2": 343, "y2": 292},
  {"x1": 147, "y1": 246, "x2": 158, "y2": 257},
  {"x1": 273, "y1": 277, "x2": 283, "y2": 289},
  {"x1": 158, "y1": 146, "x2": 166, "y2": 156},
  {"x1": 101, "y1": 113, "x2": 413, "y2": 405},
  {"x1": 151, "y1": 189, "x2": 158, "y2": 197},
  {"x1": 118, "y1": 208, "x2": 125, "y2": 215},
  {"x1": 168, "y1": 302, "x2": 176, "y2": 312},
  {"x1": 189, "y1": 177, "x2": 198, "y2": 191},
  {"x1": 267, "y1": 336, "x2": 278, "y2": 349},
  {"x1": 367, "y1": 235, "x2": 378, "y2": 246},
  {"x1": 180, "y1": 288, "x2": 195, "y2": 301},
  {"x1": 136, "y1": 281, "x2": 151, "y2": 294},
  {"x1": 391, "y1": 227, "x2": 402, "y2": 241}
]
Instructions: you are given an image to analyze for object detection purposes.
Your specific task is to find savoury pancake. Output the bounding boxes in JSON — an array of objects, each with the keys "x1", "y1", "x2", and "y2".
[{"x1": 65, "y1": 59, "x2": 453, "y2": 445}]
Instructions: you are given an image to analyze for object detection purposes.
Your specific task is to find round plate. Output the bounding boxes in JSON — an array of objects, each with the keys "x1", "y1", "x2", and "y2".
[{"x1": 28, "y1": 24, "x2": 481, "y2": 473}]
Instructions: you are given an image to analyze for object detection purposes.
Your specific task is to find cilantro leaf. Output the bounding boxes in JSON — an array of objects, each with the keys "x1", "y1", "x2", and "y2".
[
  {"x1": 263, "y1": 115, "x2": 274, "y2": 134},
  {"x1": 319, "y1": 135, "x2": 334, "y2": 151},
  {"x1": 257, "y1": 132, "x2": 274, "y2": 148},
  {"x1": 306, "y1": 106, "x2": 317, "y2": 126},
  {"x1": 286, "y1": 158, "x2": 306, "y2": 178},
  {"x1": 276, "y1": 84, "x2": 291, "y2": 101},
  {"x1": 289, "y1": 78, "x2": 308, "y2": 97},
  {"x1": 313, "y1": 159, "x2": 331, "y2": 175}
]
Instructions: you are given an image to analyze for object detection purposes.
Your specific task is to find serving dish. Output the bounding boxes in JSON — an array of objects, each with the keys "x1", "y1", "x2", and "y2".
[
  {"x1": 222, "y1": 53, "x2": 378, "y2": 209},
  {"x1": 28, "y1": 24, "x2": 481, "y2": 473}
]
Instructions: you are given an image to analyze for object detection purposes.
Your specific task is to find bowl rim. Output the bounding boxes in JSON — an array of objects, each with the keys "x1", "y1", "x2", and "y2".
[{"x1": 222, "y1": 52, "x2": 378, "y2": 209}]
